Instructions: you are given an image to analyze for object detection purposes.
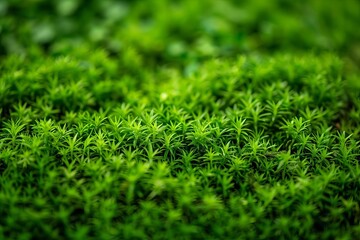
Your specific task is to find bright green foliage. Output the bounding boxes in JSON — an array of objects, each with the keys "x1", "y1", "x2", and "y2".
[
  {"x1": 1, "y1": 52, "x2": 360, "y2": 239},
  {"x1": 1, "y1": 0, "x2": 360, "y2": 239}
]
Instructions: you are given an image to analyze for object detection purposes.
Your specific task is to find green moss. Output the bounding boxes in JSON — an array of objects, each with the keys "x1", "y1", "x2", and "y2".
[
  {"x1": 1, "y1": 0, "x2": 360, "y2": 239},
  {"x1": 1, "y1": 51, "x2": 359, "y2": 239}
]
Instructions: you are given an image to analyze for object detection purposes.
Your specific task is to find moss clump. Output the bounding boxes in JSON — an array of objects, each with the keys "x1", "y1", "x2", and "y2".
[
  {"x1": 1, "y1": 0, "x2": 360, "y2": 239},
  {"x1": 1, "y1": 52, "x2": 360, "y2": 239}
]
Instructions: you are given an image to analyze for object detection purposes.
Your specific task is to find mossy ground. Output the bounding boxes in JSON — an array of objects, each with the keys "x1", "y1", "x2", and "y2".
[{"x1": 0, "y1": 1, "x2": 360, "y2": 239}]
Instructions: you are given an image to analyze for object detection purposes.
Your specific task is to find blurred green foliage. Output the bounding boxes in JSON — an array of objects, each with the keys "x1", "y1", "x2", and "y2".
[{"x1": 1, "y1": 0, "x2": 360, "y2": 67}]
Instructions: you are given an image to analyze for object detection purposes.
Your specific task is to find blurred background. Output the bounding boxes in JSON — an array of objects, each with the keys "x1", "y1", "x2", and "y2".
[{"x1": 0, "y1": 0, "x2": 359, "y2": 70}]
